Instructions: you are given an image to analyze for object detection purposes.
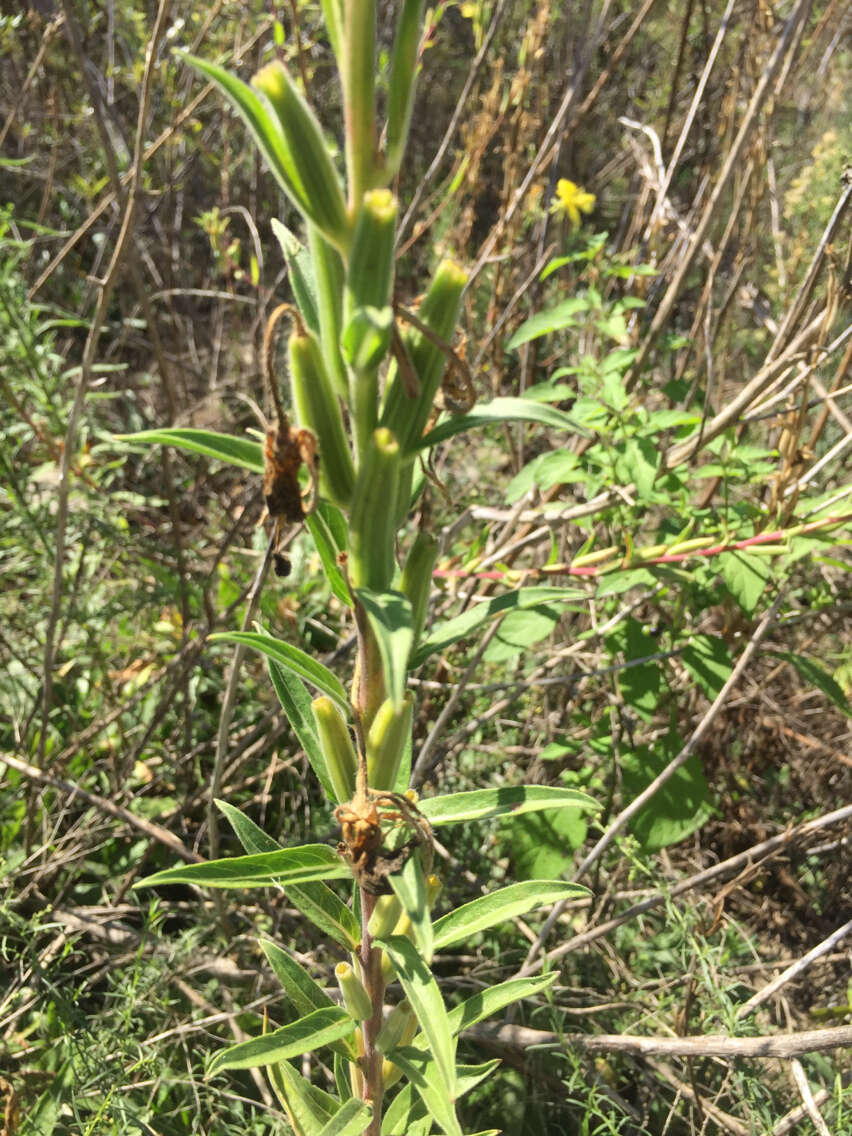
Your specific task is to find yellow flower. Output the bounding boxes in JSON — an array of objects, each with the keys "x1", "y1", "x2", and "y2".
[{"x1": 549, "y1": 179, "x2": 596, "y2": 226}]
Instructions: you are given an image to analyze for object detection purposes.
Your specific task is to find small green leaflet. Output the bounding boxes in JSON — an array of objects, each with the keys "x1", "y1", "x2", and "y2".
[
  {"x1": 211, "y1": 630, "x2": 348, "y2": 710},
  {"x1": 385, "y1": 1047, "x2": 462, "y2": 1136},
  {"x1": 318, "y1": 1099, "x2": 373, "y2": 1136},
  {"x1": 267, "y1": 659, "x2": 339, "y2": 802},
  {"x1": 410, "y1": 586, "x2": 584, "y2": 668},
  {"x1": 268, "y1": 1059, "x2": 339, "y2": 1134},
  {"x1": 115, "y1": 428, "x2": 263, "y2": 473},
  {"x1": 136, "y1": 844, "x2": 350, "y2": 890},
  {"x1": 432, "y1": 880, "x2": 590, "y2": 952},
  {"x1": 390, "y1": 851, "x2": 433, "y2": 962},
  {"x1": 506, "y1": 297, "x2": 594, "y2": 349},
  {"x1": 260, "y1": 940, "x2": 357, "y2": 1059},
  {"x1": 419, "y1": 786, "x2": 598, "y2": 827},
  {"x1": 307, "y1": 512, "x2": 351, "y2": 606},
  {"x1": 208, "y1": 1007, "x2": 355, "y2": 1075}
]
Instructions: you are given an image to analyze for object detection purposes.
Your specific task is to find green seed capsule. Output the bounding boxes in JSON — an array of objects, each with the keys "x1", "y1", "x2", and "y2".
[
  {"x1": 348, "y1": 427, "x2": 400, "y2": 592},
  {"x1": 252, "y1": 61, "x2": 350, "y2": 250},
  {"x1": 401, "y1": 531, "x2": 438, "y2": 650},
  {"x1": 366, "y1": 694, "x2": 413, "y2": 792},
  {"x1": 311, "y1": 696, "x2": 357, "y2": 804},
  {"x1": 380, "y1": 259, "x2": 468, "y2": 453},
  {"x1": 376, "y1": 999, "x2": 417, "y2": 1054},
  {"x1": 335, "y1": 961, "x2": 373, "y2": 1021},
  {"x1": 289, "y1": 329, "x2": 356, "y2": 509}
]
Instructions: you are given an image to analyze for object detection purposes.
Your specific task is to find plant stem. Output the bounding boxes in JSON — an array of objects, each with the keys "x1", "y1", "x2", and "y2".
[{"x1": 358, "y1": 888, "x2": 385, "y2": 1134}]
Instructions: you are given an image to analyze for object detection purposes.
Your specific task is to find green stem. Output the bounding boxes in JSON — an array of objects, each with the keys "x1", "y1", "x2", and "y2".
[{"x1": 358, "y1": 888, "x2": 385, "y2": 1134}]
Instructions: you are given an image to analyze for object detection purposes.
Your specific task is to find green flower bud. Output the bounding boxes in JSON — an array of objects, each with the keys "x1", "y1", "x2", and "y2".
[
  {"x1": 335, "y1": 961, "x2": 373, "y2": 1021},
  {"x1": 366, "y1": 693, "x2": 413, "y2": 791},
  {"x1": 367, "y1": 894, "x2": 403, "y2": 940},
  {"x1": 341, "y1": 305, "x2": 394, "y2": 374},
  {"x1": 401, "y1": 531, "x2": 438, "y2": 649},
  {"x1": 376, "y1": 999, "x2": 417, "y2": 1054},
  {"x1": 311, "y1": 696, "x2": 357, "y2": 804},
  {"x1": 348, "y1": 427, "x2": 400, "y2": 592},
  {"x1": 252, "y1": 61, "x2": 350, "y2": 250},
  {"x1": 346, "y1": 190, "x2": 398, "y2": 313},
  {"x1": 289, "y1": 328, "x2": 356, "y2": 509},
  {"x1": 380, "y1": 260, "x2": 468, "y2": 452}
]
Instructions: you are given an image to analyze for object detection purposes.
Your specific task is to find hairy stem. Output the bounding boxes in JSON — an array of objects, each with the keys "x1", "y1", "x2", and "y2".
[{"x1": 358, "y1": 888, "x2": 385, "y2": 1133}]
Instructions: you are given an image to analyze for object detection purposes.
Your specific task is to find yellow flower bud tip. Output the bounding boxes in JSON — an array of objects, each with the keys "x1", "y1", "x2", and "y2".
[
  {"x1": 252, "y1": 60, "x2": 288, "y2": 101},
  {"x1": 363, "y1": 188, "x2": 397, "y2": 222},
  {"x1": 549, "y1": 178, "x2": 596, "y2": 226}
]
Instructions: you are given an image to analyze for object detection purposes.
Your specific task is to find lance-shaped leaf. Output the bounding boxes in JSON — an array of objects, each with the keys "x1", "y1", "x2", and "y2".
[
  {"x1": 318, "y1": 1099, "x2": 373, "y2": 1136},
  {"x1": 410, "y1": 586, "x2": 584, "y2": 668},
  {"x1": 385, "y1": 1046, "x2": 462, "y2": 1136},
  {"x1": 267, "y1": 661, "x2": 338, "y2": 803},
  {"x1": 418, "y1": 396, "x2": 591, "y2": 450},
  {"x1": 208, "y1": 1007, "x2": 355, "y2": 1075},
  {"x1": 354, "y1": 589, "x2": 413, "y2": 711},
  {"x1": 432, "y1": 880, "x2": 590, "y2": 952},
  {"x1": 137, "y1": 844, "x2": 349, "y2": 890},
  {"x1": 385, "y1": 0, "x2": 426, "y2": 175},
  {"x1": 506, "y1": 296, "x2": 595, "y2": 349},
  {"x1": 216, "y1": 799, "x2": 280, "y2": 854},
  {"x1": 419, "y1": 786, "x2": 599, "y2": 827},
  {"x1": 261, "y1": 940, "x2": 358, "y2": 1059},
  {"x1": 269, "y1": 1058, "x2": 339, "y2": 1135},
  {"x1": 447, "y1": 974, "x2": 557, "y2": 1036},
  {"x1": 381, "y1": 1061, "x2": 500, "y2": 1135},
  {"x1": 376, "y1": 935, "x2": 455, "y2": 1098},
  {"x1": 271, "y1": 218, "x2": 320, "y2": 334},
  {"x1": 390, "y1": 850, "x2": 432, "y2": 961},
  {"x1": 306, "y1": 512, "x2": 350, "y2": 606},
  {"x1": 211, "y1": 630, "x2": 348, "y2": 710},
  {"x1": 115, "y1": 428, "x2": 263, "y2": 472}
]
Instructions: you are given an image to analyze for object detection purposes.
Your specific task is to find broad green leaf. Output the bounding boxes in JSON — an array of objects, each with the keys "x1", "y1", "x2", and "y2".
[
  {"x1": 260, "y1": 940, "x2": 357, "y2": 1058},
  {"x1": 390, "y1": 851, "x2": 433, "y2": 961},
  {"x1": 621, "y1": 734, "x2": 712, "y2": 850},
  {"x1": 769, "y1": 651, "x2": 851, "y2": 717},
  {"x1": 386, "y1": 1047, "x2": 461, "y2": 1136},
  {"x1": 418, "y1": 396, "x2": 590, "y2": 450},
  {"x1": 506, "y1": 297, "x2": 594, "y2": 349},
  {"x1": 432, "y1": 880, "x2": 589, "y2": 951},
  {"x1": 354, "y1": 589, "x2": 413, "y2": 710},
  {"x1": 419, "y1": 786, "x2": 598, "y2": 827},
  {"x1": 271, "y1": 218, "x2": 320, "y2": 334},
  {"x1": 116, "y1": 428, "x2": 263, "y2": 472},
  {"x1": 503, "y1": 807, "x2": 588, "y2": 880},
  {"x1": 268, "y1": 1059, "x2": 337, "y2": 1135},
  {"x1": 719, "y1": 549, "x2": 771, "y2": 615},
  {"x1": 411, "y1": 587, "x2": 584, "y2": 668},
  {"x1": 307, "y1": 512, "x2": 351, "y2": 606},
  {"x1": 137, "y1": 844, "x2": 349, "y2": 890},
  {"x1": 682, "y1": 634, "x2": 733, "y2": 700},
  {"x1": 211, "y1": 630, "x2": 348, "y2": 710},
  {"x1": 208, "y1": 1007, "x2": 355, "y2": 1075},
  {"x1": 376, "y1": 935, "x2": 455, "y2": 1097},
  {"x1": 216, "y1": 799, "x2": 280, "y2": 854},
  {"x1": 286, "y1": 882, "x2": 361, "y2": 950},
  {"x1": 481, "y1": 606, "x2": 561, "y2": 663},
  {"x1": 608, "y1": 617, "x2": 661, "y2": 722},
  {"x1": 318, "y1": 1099, "x2": 373, "y2": 1136},
  {"x1": 267, "y1": 660, "x2": 338, "y2": 802}
]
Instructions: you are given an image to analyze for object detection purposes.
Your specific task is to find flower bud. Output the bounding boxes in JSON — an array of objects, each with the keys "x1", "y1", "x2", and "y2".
[
  {"x1": 335, "y1": 961, "x2": 373, "y2": 1021},
  {"x1": 401, "y1": 531, "x2": 438, "y2": 649},
  {"x1": 348, "y1": 427, "x2": 400, "y2": 592},
  {"x1": 366, "y1": 694, "x2": 413, "y2": 792},
  {"x1": 376, "y1": 999, "x2": 417, "y2": 1054},
  {"x1": 367, "y1": 894, "x2": 403, "y2": 940},
  {"x1": 311, "y1": 696, "x2": 357, "y2": 804}
]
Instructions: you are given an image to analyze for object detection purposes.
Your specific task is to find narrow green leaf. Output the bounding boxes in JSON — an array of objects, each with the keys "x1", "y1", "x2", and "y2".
[
  {"x1": 208, "y1": 1007, "x2": 355, "y2": 1075},
  {"x1": 268, "y1": 1059, "x2": 337, "y2": 1135},
  {"x1": 385, "y1": 0, "x2": 426, "y2": 173},
  {"x1": 432, "y1": 880, "x2": 589, "y2": 952},
  {"x1": 411, "y1": 586, "x2": 584, "y2": 668},
  {"x1": 386, "y1": 1047, "x2": 462, "y2": 1136},
  {"x1": 271, "y1": 218, "x2": 320, "y2": 334},
  {"x1": 769, "y1": 651, "x2": 851, "y2": 717},
  {"x1": 211, "y1": 630, "x2": 348, "y2": 710},
  {"x1": 115, "y1": 428, "x2": 263, "y2": 472},
  {"x1": 318, "y1": 1099, "x2": 373, "y2": 1136},
  {"x1": 216, "y1": 799, "x2": 280, "y2": 854},
  {"x1": 381, "y1": 1062, "x2": 499, "y2": 1135},
  {"x1": 137, "y1": 844, "x2": 349, "y2": 890},
  {"x1": 376, "y1": 935, "x2": 456, "y2": 1097},
  {"x1": 418, "y1": 397, "x2": 590, "y2": 450},
  {"x1": 354, "y1": 589, "x2": 413, "y2": 710},
  {"x1": 267, "y1": 660, "x2": 338, "y2": 802},
  {"x1": 419, "y1": 786, "x2": 599, "y2": 827},
  {"x1": 260, "y1": 939, "x2": 358, "y2": 1059},
  {"x1": 390, "y1": 851, "x2": 433, "y2": 961},
  {"x1": 307, "y1": 512, "x2": 351, "y2": 606},
  {"x1": 506, "y1": 297, "x2": 594, "y2": 349},
  {"x1": 447, "y1": 974, "x2": 556, "y2": 1036},
  {"x1": 286, "y1": 882, "x2": 361, "y2": 950}
]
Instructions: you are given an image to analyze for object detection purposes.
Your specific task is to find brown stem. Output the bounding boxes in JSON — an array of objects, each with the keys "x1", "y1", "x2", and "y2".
[{"x1": 358, "y1": 888, "x2": 385, "y2": 1134}]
